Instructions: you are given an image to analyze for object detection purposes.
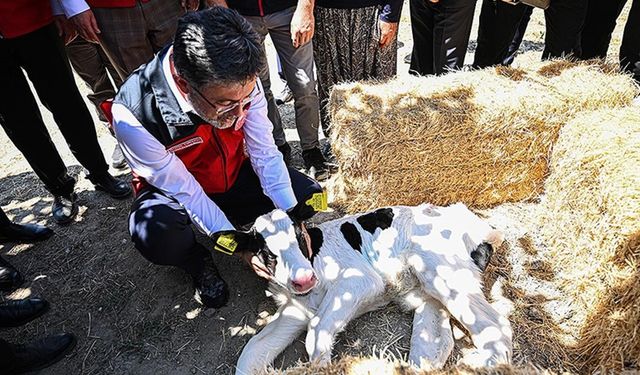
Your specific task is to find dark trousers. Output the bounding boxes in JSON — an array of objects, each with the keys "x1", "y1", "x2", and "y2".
[
  {"x1": 0, "y1": 207, "x2": 9, "y2": 227},
  {"x1": 581, "y1": 0, "x2": 640, "y2": 79},
  {"x1": 503, "y1": 6, "x2": 533, "y2": 65},
  {"x1": 0, "y1": 24, "x2": 109, "y2": 197},
  {"x1": 129, "y1": 161, "x2": 322, "y2": 277},
  {"x1": 409, "y1": 0, "x2": 477, "y2": 75},
  {"x1": 473, "y1": 0, "x2": 587, "y2": 68},
  {"x1": 66, "y1": 37, "x2": 123, "y2": 122}
]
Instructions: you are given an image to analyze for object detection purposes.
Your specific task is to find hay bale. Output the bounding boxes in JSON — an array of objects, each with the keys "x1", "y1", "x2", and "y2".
[
  {"x1": 328, "y1": 60, "x2": 638, "y2": 213},
  {"x1": 266, "y1": 355, "x2": 549, "y2": 375},
  {"x1": 535, "y1": 107, "x2": 640, "y2": 372}
]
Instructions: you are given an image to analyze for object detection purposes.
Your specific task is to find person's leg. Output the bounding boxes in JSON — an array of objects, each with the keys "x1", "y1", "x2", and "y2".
[
  {"x1": 620, "y1": 0, "x2": 640, "y2": 79},
  {"x1": 129, "y1": 189, "x2": 206, "y2": 276},
  {"x1": 265, "y1": 7, "x2": 321, "y2": 152},
  {"x1": 410, "y1": 0, "x2": 436, "y2": 75},
  {"x1": 543, "y1": 0, "x2": 588, "y2": 59},
  {"x1": 243, "y1": 15, "x2": 288, "y2": 148},
  {"x1": 0, "y1": 32, "x2": 75, "y2": 198},
  {"x1": 503, "y1": 6, "x2": 533, "y2": 66},
  {"x1": 580, "y1": 0, "x2": 628, "y2": 59},
  {"x1": 92, "y1": 5, "x2": 155, "y2": 80},
  {"x1": 211, "y1": 161, "x2": 322, "y2": 227},
  {"x1": 473, "y1": 0, "x2": 529, "y2": 68},
  {"x1": 65, "y1": 37, "x2": 118, "y2": 121},
  {"x1": 129, "y1": 188, "x2": 227, "y2": 307},
  {"x1": 16, "y1": 24, "x2": 113, "y2": 179},
  {"x1": 142, "y1": 0, "x2": 185, "y2": 53},
  {"x1": 432, "y1": 0, "x2": 477, "y2": 74}
]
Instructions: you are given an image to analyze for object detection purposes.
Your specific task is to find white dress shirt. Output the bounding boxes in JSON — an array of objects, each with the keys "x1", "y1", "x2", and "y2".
[{"x1": 112, "y1": 49, "x2": 297, "y2": 237}]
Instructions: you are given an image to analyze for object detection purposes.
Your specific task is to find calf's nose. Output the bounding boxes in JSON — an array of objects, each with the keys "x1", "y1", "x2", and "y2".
[{"x1": 291, "y1": 272, "x2": 317, "y2": 293}]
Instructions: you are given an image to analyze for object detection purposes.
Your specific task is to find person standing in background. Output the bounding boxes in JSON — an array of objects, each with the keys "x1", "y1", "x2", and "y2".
[
  {"x1": 409, "y1": 0, "x2": 477, "y2": 75},
  {"x1": 313, "y1": 0, "x2": 403, "y2": 135}
]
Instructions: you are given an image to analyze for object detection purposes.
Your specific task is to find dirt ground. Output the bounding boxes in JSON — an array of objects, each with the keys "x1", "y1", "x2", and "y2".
[{"x1": 0, "y1": 2, "x2": 633, "y2": 374}]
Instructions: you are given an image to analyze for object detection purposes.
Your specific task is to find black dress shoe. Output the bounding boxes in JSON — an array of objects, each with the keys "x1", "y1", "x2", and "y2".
[
  {"x1": 193, "y1": 256, "x2": 229, "y2": 309},
  {"x1": 87, "y1": 172, "x2": 131, "y2": 199},
  {"x1": 0, "y1": 223, "x2": 54, "y2": 243},
  {"x1": 52, "y1": 193, "x2": 78, "y2": 225},
  {"x1": 7, "y1": 333, "x2": 77, "y2": 374},
  {"x1": 0, "y1": 298, "x2": 50, "y2": 328},
  {"x1": 0, "y1": 256, "x2": 23, "y2": 292}
]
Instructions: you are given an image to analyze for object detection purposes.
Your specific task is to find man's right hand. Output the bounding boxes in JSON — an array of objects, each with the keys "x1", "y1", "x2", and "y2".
[
  {"x1": 53, "y1": 15, "x2": 78, "y2": 45},
  {"x1": 70, "y1": 9, "x2": 101, "y2": 43},
  {"x1": 211, "y1": 230, "x2": 264, "y2": 256}
]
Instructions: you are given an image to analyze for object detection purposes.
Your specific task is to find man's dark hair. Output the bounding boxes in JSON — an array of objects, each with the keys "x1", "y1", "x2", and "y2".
[{"x1": 173, "y1": 7, "x2": 263, "y2": 89}]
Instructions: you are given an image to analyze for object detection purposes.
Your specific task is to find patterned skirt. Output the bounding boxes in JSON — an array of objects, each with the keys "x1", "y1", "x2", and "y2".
[{"x1": 314, "y1": 5, "x2": 398, "y2": 131}]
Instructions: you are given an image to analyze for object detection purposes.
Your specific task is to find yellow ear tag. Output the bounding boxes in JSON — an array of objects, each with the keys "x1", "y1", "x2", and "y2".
[
  {"x1": 305, "y1": 190, "x2": 328, "y2": 212},
  {"x1": 214, "y1": 234, "x2": 238, "y2": 255}
]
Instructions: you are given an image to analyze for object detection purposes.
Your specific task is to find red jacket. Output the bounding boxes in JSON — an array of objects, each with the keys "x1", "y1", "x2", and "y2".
[
  {"x1": 86, "y1": 0, "x2": 150, "y2": 8},
  {"x1": 0, "y1": 0, "x2": 52, "y2": 39}
]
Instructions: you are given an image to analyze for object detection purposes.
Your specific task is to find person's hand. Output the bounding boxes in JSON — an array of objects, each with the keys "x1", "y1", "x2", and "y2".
[
  {"x1": 240, "y1": 252, "x2": 273, "y2": 280},
  {"x1": 70, "y1": 9, "x2": 101, "y2": 43},
  {"x1": 428, "y1": 0, "x2": 440, "y2": 3},
  {"x1": 182, "y1": 0, "x2": 199, "y2": 11},
  {"x1": 290, "y1": 5, "x2": 314, "y2": 48},
  {"x1": 53, "y1": 15, "x2": 78, "y2": 45},
  {"x1": 211, "y1": 229, "x2": 264, "y2": 255},
  {"x1": 378, "y1": 19, "x2": 398, "y2": 49}
]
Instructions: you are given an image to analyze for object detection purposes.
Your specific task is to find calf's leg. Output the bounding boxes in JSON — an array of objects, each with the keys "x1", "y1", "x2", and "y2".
[
  {"x1": 236, "y1": 303, "x2": 309, "y2": 375},
  {"x1": 408, "y1": 296, "x2": 454, "y2": 370}
]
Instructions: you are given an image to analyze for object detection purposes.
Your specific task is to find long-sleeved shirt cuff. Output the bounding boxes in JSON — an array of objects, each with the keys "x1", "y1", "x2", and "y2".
[
  {"x1": 380, "y1": 2, "x2": 403, "y2": 23},
  {"x1": 269, "y1": 186, "x2": 297, "y2": 212},
  {"x1": 59, "y1": 0, "x2": 90, "y2": 18}
]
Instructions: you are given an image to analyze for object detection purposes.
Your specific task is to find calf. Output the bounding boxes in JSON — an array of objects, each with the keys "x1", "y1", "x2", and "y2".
[{"x1": 235, "y1": 203, "x2": 512, "y2": 374}]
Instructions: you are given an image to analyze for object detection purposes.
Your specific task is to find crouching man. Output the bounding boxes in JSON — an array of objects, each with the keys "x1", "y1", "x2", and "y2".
[{"x1": 112, "y1": 7, "x2": 322, "y2": 308}]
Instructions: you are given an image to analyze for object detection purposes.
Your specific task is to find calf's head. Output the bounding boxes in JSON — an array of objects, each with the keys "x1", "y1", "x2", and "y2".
[{"x1": 252, "y1": 209, "x2": 318, "y2": 295}]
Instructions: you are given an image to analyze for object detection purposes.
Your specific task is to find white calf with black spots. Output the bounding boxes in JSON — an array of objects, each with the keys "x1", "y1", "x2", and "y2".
[{"x1": 235, "y1": 203, "x2": 512, "y2": 374}]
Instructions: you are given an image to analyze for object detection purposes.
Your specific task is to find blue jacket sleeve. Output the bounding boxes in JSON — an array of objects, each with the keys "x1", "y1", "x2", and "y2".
[{"x1": 380, "y1": 0, "x2": 404, "y2": 23}]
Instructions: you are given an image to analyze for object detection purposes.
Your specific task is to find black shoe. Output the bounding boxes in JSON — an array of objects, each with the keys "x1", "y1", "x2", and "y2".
[
  {"x1": 275, "y1": 85, "x2": 294, "y2": 105},
  {"x1": 193, "y1": 256, "x2": 229, "y2": 309},
  {"x1": 0, "y1": 256, "x2": 23, "y2": 292},
  {"x1": 404, "y1": 53, "x2": 412, "y2": 64},
  {"x1": 111, "y1": 144, "x2": 127, "y2": 170},
  {"x1": 51, "y1": 193, "x2": 78, "y2": 226},
  {"x1": 0, "y1": 298, "x2": 50, "y2": 328},
  {"x1": 8, "y1": 333, "x2": 77, "y2": 374},
  {"x1": 0, "y1": 223, "x2": 53, "y2": 243},
  {"x1": 302, "y1": 147, "x2": 330, "y2": 181},
  {"x1": 278, "y1": 142, "x2": 292, "y2": 166},
  {"x1": 87, "y1": 172, "x2": 131, "y2": 199},
  {"x1": 321, "y1": 143, "x2": 340, "y2": 173}
]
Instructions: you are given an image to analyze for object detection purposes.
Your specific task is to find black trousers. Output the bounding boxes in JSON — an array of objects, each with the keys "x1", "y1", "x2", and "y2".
[
  {"x1": 581, "y1": 0, "x2": 640, "y2": 79},
  {"x1": 0, "y1": 24, "x2": 109, "y2": 197},
  {"x1": 473, "y1": 0, "x2": 588, "y2": 68},
  {"x1": 0, "y1": 207, "x2": 9, "y2": 228},
  {"x1": 409, "y1": 0, "x2": 477, "y2": 75},
  {"x1": 129, "y1": 161, "x2": 322, "y2": 277}
]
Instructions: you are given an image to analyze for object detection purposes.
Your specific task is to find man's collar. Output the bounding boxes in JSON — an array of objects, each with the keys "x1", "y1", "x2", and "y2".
[{"x1": 147, "y1": 45, "x2": 195, "y2": 127}]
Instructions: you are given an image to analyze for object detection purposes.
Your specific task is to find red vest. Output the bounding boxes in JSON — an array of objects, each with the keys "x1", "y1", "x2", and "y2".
[
  {"x1": 0, "y1": 0, "x2": 52, "y2": 39},
  {"x1": 109, "y1": 47, "x2": 248, "y2": 196},
  {"x1": 86, "y1": 0, "x2": 150, "y2": 8}
]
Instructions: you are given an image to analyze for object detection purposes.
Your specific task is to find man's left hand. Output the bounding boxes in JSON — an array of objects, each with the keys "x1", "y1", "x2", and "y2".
[
  {"x1": 290, "y1": 5, "x2": 314, "y2": 48},
  {"x1": 53, "y1": 15, "x2": 78, "y2": 45},
  {"x1": 378, "y1": 19, "x2": 398, "y2": 49}
]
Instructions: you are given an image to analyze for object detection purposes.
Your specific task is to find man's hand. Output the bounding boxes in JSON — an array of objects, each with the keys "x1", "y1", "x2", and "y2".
[
  {"x1": 70, "y1": 9, "x2": 101, "y2": 43},
  {"x1": 182, "y1": 0, "x2": 199, "y2": 11},
  {"x1": 290, "y1": 3, "x2": 314, "y2": 48},
  {"x1": 211, "y1": 229, "x2": 264, "y2": 255},
  {"x1": 378, "y1": 19, "x2": 398, "y2": 49},
  {"x1": 53, "y1": 15, "x2": 78, "y2": 45},
  {"x1": 240, "y1": 252, "x2": 273, "y2": 280}
]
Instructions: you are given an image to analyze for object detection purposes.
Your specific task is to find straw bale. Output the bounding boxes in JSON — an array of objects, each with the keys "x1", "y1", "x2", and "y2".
[
  {"x1": 535, "y1": 107, "x2": 640, "y2": 372},
  {"x1": 328, "y1": 60, "x2": 638, "y2": 213},
  {"x1": 266, "y1": 355, "x2": 549, "y2": 375}
]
